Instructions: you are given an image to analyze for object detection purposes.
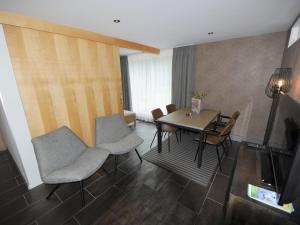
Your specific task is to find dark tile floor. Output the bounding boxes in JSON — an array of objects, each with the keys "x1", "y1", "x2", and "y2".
[{"x1": 0, "y1": 121, "x2": 240, "y2": 225}]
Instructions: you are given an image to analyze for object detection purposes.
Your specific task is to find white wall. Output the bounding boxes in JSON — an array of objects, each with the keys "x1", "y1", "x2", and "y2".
[{"x1": 0, "y1": 25, "x2": 42, "y2": 189}]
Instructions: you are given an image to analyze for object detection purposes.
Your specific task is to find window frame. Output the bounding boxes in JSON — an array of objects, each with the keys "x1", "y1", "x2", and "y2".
[{"x1": 287, "y1": 14, "x2": 300, "y2": 48}]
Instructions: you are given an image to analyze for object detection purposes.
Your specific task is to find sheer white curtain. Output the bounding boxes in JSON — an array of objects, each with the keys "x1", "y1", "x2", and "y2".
[{"x1": 128, "y1": 49, "x2": 173, "y2": 122}]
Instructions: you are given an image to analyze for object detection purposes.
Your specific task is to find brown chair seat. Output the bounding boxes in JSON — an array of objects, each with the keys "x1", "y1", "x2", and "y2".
[
  {"x1": 194, "y1": 133, "x2": 226, "y2": 145},
  {"x1": 206, "y1": 123, "x2": 223, "y2": 132}
]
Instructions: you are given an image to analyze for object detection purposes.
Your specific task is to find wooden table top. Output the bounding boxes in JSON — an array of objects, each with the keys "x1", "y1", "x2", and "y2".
[{"x1": 157, "y1": 108, "x2": 220, "y2": 131}]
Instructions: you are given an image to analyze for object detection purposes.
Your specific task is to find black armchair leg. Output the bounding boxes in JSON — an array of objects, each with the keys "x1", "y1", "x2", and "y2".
[
  {"x1": 114, "y1": 155, "x2": 118, "y2": 173},
  {"x1": 135, "y1": 148, "x2": 143, "y2": 163},
  {"x1": 102, "y1": 166, "x2": 110, "y2": 175},
  {"x1": 46, "y1": 184, "x2": 61, "y2": 200},
  {"x1": 79, "y1": 180, "x2": 85, "y2": 207},
  {"x1": 216, "y1": 146, "x2": 222, "y2": 172}
]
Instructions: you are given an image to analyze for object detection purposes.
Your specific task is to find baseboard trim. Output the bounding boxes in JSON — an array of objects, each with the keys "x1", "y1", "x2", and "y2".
[{"x1": 230, "y1": 134, "x2": 263, "y2": 146}]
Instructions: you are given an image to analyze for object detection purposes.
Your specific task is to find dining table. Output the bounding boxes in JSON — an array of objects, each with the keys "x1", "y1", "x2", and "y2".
[{"x1": 156, "y1": 108, "x2": 220, "y2": 168}]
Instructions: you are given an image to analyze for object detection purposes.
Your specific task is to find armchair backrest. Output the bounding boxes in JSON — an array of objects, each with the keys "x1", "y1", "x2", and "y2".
[
  {"x1": 32, "y1": 126, "x2": 87, "y2": 179},
  {"x1": 96, "y1": 114, "x2": 131, "y2": 146}
]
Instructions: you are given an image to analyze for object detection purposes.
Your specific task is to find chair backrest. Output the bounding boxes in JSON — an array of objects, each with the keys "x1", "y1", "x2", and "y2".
[
  {"x1": 219, "y1": 118, "x2": 235, "y2": 137},
  {"x1": 231, "y1": 111, "x2": 240, "y2": 121},
  {"x1": 96, "y1": 114, "x2": 131, "y2": 146},
  {"x1": 32, "y1": 126, "x2": 87, "y2": 179},
  {"x1": 166, "y1": 104, "x2": 177, "y2": 114},
  {"x1": 151, "y1": 108, "x2": 164, "y2": 121}
]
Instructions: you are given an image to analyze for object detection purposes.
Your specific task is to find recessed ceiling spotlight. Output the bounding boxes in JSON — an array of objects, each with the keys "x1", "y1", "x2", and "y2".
[
  {"x1": 208, "y1": 32, "x2": 214, "y2": 35},
  {"x1": 113, "y1": 19, "x2": 120, "y2": 23}
]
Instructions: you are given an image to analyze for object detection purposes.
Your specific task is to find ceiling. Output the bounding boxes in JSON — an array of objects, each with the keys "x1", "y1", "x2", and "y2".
[{"x1": 0, "y1": 0, "x2": 299, "y2": 55}]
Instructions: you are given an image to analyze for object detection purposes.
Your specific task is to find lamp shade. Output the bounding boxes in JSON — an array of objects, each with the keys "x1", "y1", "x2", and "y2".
[{"x1": 265, "y1": 68, "x2": 292, "y2": 98}]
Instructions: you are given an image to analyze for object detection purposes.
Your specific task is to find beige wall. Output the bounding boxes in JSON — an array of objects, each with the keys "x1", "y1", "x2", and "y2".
[
  {"x1": 281, "y1": 38, "x2": 300, "y2": 102},
  {"x1": 193, "y1": 32, "x2": 287, "y2": 143}
]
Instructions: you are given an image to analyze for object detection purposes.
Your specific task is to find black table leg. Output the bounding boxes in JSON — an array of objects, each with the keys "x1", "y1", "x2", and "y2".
[
  {"x1": 197, "y1": 132, "x2": 204, "y2": 168},
  {"x1": 157, "y1": 122, "x2": 162, "y2": 153}
]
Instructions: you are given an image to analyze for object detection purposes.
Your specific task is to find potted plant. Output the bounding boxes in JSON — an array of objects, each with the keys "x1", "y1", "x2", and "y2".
[{"x1": 191, "y1": 90, "x2": 207, "y2": 114}]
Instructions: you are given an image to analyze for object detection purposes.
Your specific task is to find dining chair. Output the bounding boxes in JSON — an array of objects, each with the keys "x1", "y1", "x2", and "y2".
[
  {"x1": 166, "y1": 104, "x2": 182, "y2": 142},
  {"x1": 208, "y1": 111, "x2": 240, "y2": 145},
  {"x1": 193, "y1": 119, "x2": 235, "y2": 171},
  {"x1": 150, "y1": 108, "x2": 179, "y2": 151},
  {"x1": 95, "y1": 114, "x2": 144, "y2": 173},
  {"x1": 32, "y1": 126, "x2": 110, "y2": 206},
  {"x1": 166, "y1": 104, "x2": 177, "y2": 114},
  {"x1": 217, "y1": 111, "x2": 240, "y2": 126}
]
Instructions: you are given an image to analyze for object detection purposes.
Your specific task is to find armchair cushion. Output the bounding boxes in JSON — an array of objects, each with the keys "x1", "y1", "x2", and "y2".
[
  {"x1": 98, "y1": 133, "x2": 143, "y2": 155},
  {"x1": 43, "y1": 148, "x2": 109, "y2": 183},
  {"x1": 96, "y1": 114, "x2": 132, "y2": 145},
  {"x1": 32, "y1": 126, "x2": 87, "y2": 179}
]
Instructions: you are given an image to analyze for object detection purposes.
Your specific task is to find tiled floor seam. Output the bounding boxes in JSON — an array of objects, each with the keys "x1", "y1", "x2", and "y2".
[
  {"x1": 197, "y1": 163, "x2": 219, "y2": 215},
  {"x1": 0, "y1": 194, "x2": 58, "y2": 224},
  {"x1": 206, "y1": 197, "x2": 224, "y2": 206}
]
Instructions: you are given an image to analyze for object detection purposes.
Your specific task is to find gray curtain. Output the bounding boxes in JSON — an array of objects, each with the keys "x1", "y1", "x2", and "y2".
[
  {"x1": 171, "y1": 46, "x2": 195, "y2": 108},
  {"x1": 120, "y1": 56, "x2": 132, "y2": 110}
]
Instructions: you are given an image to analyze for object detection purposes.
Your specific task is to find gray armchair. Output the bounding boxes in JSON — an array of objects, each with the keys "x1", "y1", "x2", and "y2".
[
  {"x1": 96, "y1": 114, "x2": 144, "y2": 172},
  {"x1": 32, "y1": 126, "x2": 109, "y2": 206}
]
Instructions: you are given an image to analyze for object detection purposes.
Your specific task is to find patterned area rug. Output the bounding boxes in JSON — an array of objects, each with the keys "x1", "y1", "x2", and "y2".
[{"x1": 143, "y1": 133, "x2": 224, "y2": 186}]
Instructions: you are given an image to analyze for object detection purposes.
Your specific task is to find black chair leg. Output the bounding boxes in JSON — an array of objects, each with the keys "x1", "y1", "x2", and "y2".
[
  {"x1": 46, "y1": 184, "x2": 61, "y2": 199},
  {"x1": 102, "y1": 166, "x2": 110, "y2": 175},
  {"x1": 194, "y1": 141, "x2": 201, "y2": 162},
  {"x1": 228, "y1": 135, "x2": 233, "y2": 146},
  {"x1": 180, "y1": 130, "x2": 182, "y2": 142},
  {"x1": 135, "y1": 148, "x2": 143, "y2": 163},
  {"x1": 226, "y1": 137, "x2": 231, "y2": 148},
  {"x1": 79, "y1": 180, "x2": 85, "y2": 207},
  {"x1": 175, "y1": 132, "x2": 179, "y2": 144},
  {"x1": 221, "y1": 142, "x2": 228, "y2": 157},
  {"x1": 150, "y1": 131, "x2": 157, "y2": 148},
  {"x1": 167, "y1": 133, "x2": 170, "y2": 152},
  {"x1": 216, "y1": 146, "x2": 222, "y2": 172},
  {"x1": 114, "y1": 155, "x2": 118, "y2": 173}
]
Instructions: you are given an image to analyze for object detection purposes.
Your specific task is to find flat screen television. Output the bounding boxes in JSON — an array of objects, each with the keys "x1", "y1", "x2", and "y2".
[{"x1": 266, "y1": 94, "x2": 300, "y2": 205}]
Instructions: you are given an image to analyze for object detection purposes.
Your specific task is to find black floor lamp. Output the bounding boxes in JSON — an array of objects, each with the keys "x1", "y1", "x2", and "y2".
[{"x1": 263, "y1": 68, "x2": 292, "y2": 146}]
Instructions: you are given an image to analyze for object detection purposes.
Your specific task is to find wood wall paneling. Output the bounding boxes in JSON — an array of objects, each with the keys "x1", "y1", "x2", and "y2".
[
  {"x1": 3, "y1": 24, "x2": 123, "y2": 146},
  {"x1": 0, "y1": 11, "x2": 160, "y2": 54}
]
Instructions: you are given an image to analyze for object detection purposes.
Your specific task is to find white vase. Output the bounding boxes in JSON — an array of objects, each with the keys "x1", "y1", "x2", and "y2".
[{"x1": 191, "y1": 98, "x2": 204, "y2": 114}]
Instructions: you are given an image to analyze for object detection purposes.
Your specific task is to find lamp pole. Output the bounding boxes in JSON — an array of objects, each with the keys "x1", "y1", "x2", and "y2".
[
  {"x1": 262, "y1": 68, "x2": 292, "y2": 147},
  {"x1": 262, "y1": 88, "x2": 281, "y2": 146}
]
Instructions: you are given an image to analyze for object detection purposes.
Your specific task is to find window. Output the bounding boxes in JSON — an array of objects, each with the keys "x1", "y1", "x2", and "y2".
[
  {"x1": 288, "y1": 17, "x2": 300, "y2": 48},
  {"x1": 128, "y1": 50, "x2": 173, "y2": 121}
]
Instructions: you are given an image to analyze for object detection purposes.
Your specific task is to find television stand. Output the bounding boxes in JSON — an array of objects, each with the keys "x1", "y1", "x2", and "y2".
[{"x1": 224, "y1": 143, "x2": 300, "y2": 225}]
